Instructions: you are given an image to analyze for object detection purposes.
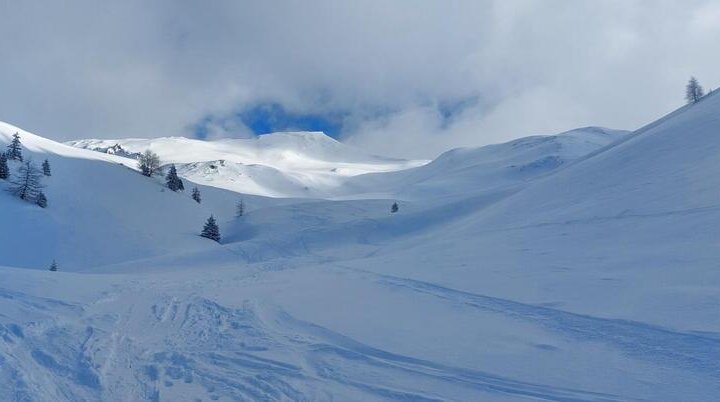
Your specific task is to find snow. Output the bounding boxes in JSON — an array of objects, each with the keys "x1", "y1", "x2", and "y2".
[
  {"x1": 339, "y1": 126, "x2": 627, "y2": 200},
  {"x1": 0, "y1": 122, "x2": 246, "y2": 270},
  {"x1": 0, "y1": 93, "x2": 719, "y2": 401},
  {"x1": 68, "y1": 133, "x2": 425, "y2": 198}
]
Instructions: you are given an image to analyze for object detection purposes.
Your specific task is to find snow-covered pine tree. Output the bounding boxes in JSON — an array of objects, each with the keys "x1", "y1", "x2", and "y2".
[
  {"x1": 200, "y1": 215, "x2": 221, "y2": 242},
  {"x1": 236, "y1": 199, "x2": 244, "y2": 218},
  {"x1": 0, "y1": 152, "x2": 8, "y2": 180},
  {"x1": 138, "y1": 149, "x2": 161, "y2": 177},
  {"x1": 49, "y1": 260, "x2": 58, "y2": 272},
  {"x1": 36, "y1": 191, "x2": 48, "y2": 208},
  {"x1": 686, "y1": 77, "x2": 705, "y2": 104},
  {"x1": 391, "y1": 202, "x2": 399, "y2": 213},
  {"x1": 8, "y1": 160, "x2": 44, "y2": 202},
  {"x1": 165, "y1": 164, "x2": 184, "y2": 191},
  {"x1": 6, "y1": 132, "x2": 22, "y2": 161},
  {"x1": 42, "y1": 159, "x2": 51, "y2": 176},
  {"x1": 192, "y1": 187, "x2": 201, "y2": 203}
]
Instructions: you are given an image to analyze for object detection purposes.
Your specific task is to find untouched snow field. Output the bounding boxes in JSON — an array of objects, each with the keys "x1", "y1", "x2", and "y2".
[{"x1": 0, "y1": 92, "x2": 719, "y2": 401}]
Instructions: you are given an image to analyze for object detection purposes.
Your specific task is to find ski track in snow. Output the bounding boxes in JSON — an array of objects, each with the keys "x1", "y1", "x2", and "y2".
[
  {"x1": 343, "y1": 268, "x2": 720, "y2": 376},
  {"x1": 0, "y1": 280, "x2": 637, "y2": 402},
  {"x1": 275, "y1": 310, "x2": 628, "y2": 402}
]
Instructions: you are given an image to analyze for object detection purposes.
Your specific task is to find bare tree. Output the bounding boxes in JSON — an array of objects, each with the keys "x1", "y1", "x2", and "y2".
[
  {"x1": 686, "y1": 77, "x2": 705, "y2": 104},
  {"x1": 138, "y1": 150, "x2": 161, "y2": 177},
  {"x1": 8, "y1": 160, "x2": 44, "y2": 202}
]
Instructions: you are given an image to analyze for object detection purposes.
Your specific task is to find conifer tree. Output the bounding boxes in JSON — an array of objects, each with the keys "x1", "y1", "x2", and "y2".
[
  {"x1": 236, "y1": 199, "x2": 245, "y2": 218},
  {"x1": 6, "y1": 132, "x2": 22, "y2": 161},
  {"x1": 8, "y1": 160, "x2": 44, "y2": 201},
  {"x1": 42, "y1": 159, "x2": 51, "y2": 176},
  {"x1": 36, "y1": 191, "x2": 48, "y2": 208},
  {"x1": 191, "y1": 187, "x2": 201, "y2": 203},
  {"x1": 0, "y1": 152, "x2": 8, "y2": 180},
  {"x1": 686, "y1": 77, "x2": 705, "y2": 104},
  {"x1": 165, "y1": 164, "x2": 184, "y2": 191},
  {"x1": 49, "y1": 260, "x2": 58, "y2": 272},
  {"x1": 200, "y1": 215, "x2": 221, "y2": 242},
  {"x1": 391, "y1": 202, "x2": 399, "y2": 213}
]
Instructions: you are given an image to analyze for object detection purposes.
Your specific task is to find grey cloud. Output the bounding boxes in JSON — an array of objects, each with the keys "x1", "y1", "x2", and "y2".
[{"x1": 0, "y1": 1, "x2": 718, "y2": 157}]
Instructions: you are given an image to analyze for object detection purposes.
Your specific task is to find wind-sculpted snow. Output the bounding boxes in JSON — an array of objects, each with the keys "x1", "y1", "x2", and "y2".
[
  {"x1": 3, "y1": 259, "x2": 716, "y2": 401},
  {"x1": 0, "y1": 271, "x2": 651, "y2": 401}
]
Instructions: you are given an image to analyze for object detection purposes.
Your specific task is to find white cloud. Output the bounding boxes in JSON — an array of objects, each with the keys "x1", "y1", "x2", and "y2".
[{"x1": 0, "y1": 0, "x2": 718, "y2": 157}]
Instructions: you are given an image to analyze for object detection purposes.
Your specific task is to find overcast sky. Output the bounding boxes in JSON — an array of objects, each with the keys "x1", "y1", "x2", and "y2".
[{"x1": 1, "y1": 0, "x2": 718, "y2": 158}]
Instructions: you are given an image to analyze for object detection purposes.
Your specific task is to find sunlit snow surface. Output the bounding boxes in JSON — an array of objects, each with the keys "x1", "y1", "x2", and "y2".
[
  {"x1": 1, "y1": 92, "x2": 718, "y2": 401},
  {"x1": 68, "y1": 133, "x2": 426, "y2": 198}
]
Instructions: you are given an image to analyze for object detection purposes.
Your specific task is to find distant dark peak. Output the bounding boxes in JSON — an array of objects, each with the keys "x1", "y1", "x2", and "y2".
[{"x1": 88, "y1": 143, "x2": 141, "y2": 159}]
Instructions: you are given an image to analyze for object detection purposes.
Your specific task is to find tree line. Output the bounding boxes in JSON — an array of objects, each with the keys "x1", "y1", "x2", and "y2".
[{"x1": 1, "y1": 133, "x2": 51, "y2": 208}]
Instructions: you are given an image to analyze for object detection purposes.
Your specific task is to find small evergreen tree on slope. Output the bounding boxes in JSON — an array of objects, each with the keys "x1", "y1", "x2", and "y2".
[
  {"x1": 165, "y1": 164, "x2": 184, "y2": 191},
  {"x1": 192, "y1": 187, "x2": 201, "y2": 203},
  {"x1": 6, "y1": 133, "x2": 22, "y2": 161},
  {"x1": 42, "y1": 159, "x2": 51, "y2": 176},
  {"x1": 200, "y1": 215, "x2": 221, "y2": 242},
  {"x1": 391, "y1": 202, "x2": 399, "y2": 213}
]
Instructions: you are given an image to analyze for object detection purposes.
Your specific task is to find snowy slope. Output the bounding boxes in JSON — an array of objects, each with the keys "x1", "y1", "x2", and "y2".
[
  {"x1": 68, "y1": 133, "x2": 425, "y2": 198},
  {"x1": 341, "y1": 126, "x2": 627, "y2": 200},
  {"x1": 68, "y1": 127, "x2": 624, "y2": 200},
  {"x1": 340, "y1": 90, "x2": 720, "y2": 319},
  {"x1": 204, "y1": 97, "x2": 718, "y2": 400},
  {"x1": 318, "y1": 92, "x2": 720, "y2": 399},
  {"x1": 0, "y1": 121, "x2": 230, "y2": 270},
  {"x1": 1, "y1": 91, "x2": 718, "y2": 402}
]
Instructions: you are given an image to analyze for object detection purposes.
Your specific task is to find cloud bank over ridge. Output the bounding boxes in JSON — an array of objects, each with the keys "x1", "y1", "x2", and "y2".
[{"x1": 1, "y1": 0, "x2": 719, "y2": 157}]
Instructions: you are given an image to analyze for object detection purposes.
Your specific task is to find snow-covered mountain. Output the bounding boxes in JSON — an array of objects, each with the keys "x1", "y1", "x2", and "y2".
[
  {"x1": 1, "y1": 90, "x2": 718, "y2": 401},
  {"x1": 0, "y1": 124, "x2": 624, "y2": 271},
  {"x1": 68, "y1": 133, "x2": 424, "y2": 198},
  {"x1": 341, "y1": 126, "x2": 627, "y2": 200},
  {"x1": 67, "y1": 127, "x2": 625, "y2": 200}
]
